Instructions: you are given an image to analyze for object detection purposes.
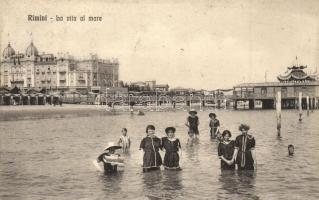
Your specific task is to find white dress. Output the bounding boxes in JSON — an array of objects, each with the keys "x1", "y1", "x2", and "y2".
[{"x1": 119, "y1": 135, "x2": 130, "y2": 152}]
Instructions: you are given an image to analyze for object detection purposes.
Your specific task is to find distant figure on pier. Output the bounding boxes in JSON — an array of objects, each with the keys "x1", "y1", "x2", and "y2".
[
  {"x1": 288, "y1": 144, "x2": 294, "y2": 156},
  {"x1": 218, "y1": 130, "x2": 235, "y2": 170},
  {"x1": 139, "y1": 125, "x2": 162, "y2": 172},
  {"x1": 118, "y1": 128, "x2": 131, "y2": 153},
  {"x1": 209, "y1": 113, "x2": 220, "y2": 139},
  {"x1": 231, "y1": 124, "x2": 256, "y2": 170},
  {"x1": 162, "y1": 127, "x2": 182, "y2": 170},
  {"x1": 185, "y1": 109, "x2": 199, "y2": 139}
]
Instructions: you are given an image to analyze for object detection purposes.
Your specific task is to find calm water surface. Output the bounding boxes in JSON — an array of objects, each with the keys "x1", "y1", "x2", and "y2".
[{"x1": 1, "y1": 110, "x2": 319, "y2": 200}]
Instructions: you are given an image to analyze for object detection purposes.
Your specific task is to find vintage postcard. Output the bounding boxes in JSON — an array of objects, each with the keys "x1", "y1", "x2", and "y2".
[{"x1": 1, "y1": 0, "x2": 319, "y2": 199}]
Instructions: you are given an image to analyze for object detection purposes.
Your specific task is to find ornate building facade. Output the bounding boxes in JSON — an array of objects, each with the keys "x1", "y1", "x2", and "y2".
[
  {"x1": 233, "y1": 65, "x2": 319, "y2": 109},
  {"x1": 0, "y1": 42, "x2": 119, "y2": 93}
]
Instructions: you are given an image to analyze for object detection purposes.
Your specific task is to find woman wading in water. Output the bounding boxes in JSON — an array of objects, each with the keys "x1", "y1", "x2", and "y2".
[
  {"x1": 231, "y1": 124, "x2": 256, "y2": 170},
  {"x1": 218, "y1": 130, "x2": 235, "y2": 170},
  {"x1": 139, "y1": 125, "x2": 162, "y2": 172},
  {"x1": 185, "y1": 109, "x2": 200, "y2": 139},
  {"x1": 162, "y1": 127, "x2": 182, "y2": 170}
]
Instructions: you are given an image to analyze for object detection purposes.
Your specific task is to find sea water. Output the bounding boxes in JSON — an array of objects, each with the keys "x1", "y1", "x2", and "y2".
[{"x1": 0, "y1": 110, "x2": 319, "y2": 200}]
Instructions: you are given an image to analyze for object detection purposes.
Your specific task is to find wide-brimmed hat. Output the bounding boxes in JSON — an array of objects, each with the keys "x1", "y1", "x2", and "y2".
[
  {"x1": 209, "y1": 113, "x2": 216, "y2": 118},
  {"x1": 189, "y1": 109, "x2": 197, "y2": 115},
  {"x1": 165, "y1": 127, "x2": 176, "y2": 134},
  {"x1": 104, "y1": 142, "x2": 122, "y2": 151},
  {"x1": 239, "y1": 124, "x2": 250, "y2": 131}
]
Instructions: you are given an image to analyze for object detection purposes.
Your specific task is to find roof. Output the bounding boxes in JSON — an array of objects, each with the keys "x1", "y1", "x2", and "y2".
[
  {"x1": 2, "y1": 43, "x2": 15, "y2": 58},
  {"x1": 170, "y1": 87, "x2": 195, "y2": 91},
  {"x1": 234, "y1": 81, "x2": 319, "y2": 88},
  {"x1": 25, "y1": 42, "x2": 39, "y2": 57},
  {"x1": 277, "y1": 65, "x2": 317, "y2": 82},
  {"x1": 155, "y1": 84, "x2": 169, "y2": 88}
]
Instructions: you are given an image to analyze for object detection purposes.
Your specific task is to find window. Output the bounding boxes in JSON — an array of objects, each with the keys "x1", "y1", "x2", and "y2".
[
  {"x1": 261, "y1": 87, "x2": 267, "y2": 95},
  {"x1": 281, "y1": 87, "x2": 287, "y2": 97},
  {"x1": 79, "y1": 73, "x2": 84, "y2": 79}
]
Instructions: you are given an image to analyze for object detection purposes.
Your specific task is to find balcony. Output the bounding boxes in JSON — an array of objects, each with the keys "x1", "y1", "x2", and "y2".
[
  {"x1": 11, "y1": 79, "x2": 24, "y2": 83},
  {"x1": 59, "y1": 68, "x2": 67, "y2": 73}
]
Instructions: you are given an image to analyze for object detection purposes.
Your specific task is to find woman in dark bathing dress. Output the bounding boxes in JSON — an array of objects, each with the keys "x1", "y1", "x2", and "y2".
[
  {"x1": 162, "y1": 127, "x2": 182, "y2": 170},
  {"x1": 139, "y1": 125, "x2": 162, "y2": 172},
  {"x1": 218, "y1": 130, "x2": 235, "y2": 170},
  {"x1": 231, "y1": 124, "x2": 256, "y2": 170}
]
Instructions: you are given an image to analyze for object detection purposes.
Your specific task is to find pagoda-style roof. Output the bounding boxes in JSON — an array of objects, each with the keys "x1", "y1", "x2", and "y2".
[{"x1": 277, "y1": 65, "x2": 317, "y2": 82}]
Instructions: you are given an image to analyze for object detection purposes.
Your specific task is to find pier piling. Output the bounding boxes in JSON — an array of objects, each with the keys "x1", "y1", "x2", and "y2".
[
  {"x1": 299, "y1": 92, "x2": 302, "y2": 121},
  {"x1": 306, "y1": 96, "x2": 309, "y2": 116},
  {"x1": 276, "y1": 91, "x2": 281, "y2": 137}
]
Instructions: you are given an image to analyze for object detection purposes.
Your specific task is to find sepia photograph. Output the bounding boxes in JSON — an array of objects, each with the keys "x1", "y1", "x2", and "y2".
[{"x1": 0, "y1": 0, "x2": 319, "y2": 199}]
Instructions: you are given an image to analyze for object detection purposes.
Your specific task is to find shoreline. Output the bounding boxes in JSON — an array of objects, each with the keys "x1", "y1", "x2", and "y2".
[
  {"x1": 0, "y1": 104, "x2": 121, "y2": 121},
  {"x1": 0, "y1": 104, "x2": 182, "y2": 121},
  {"x1": 0, "y1": 104, "x2": 227, "y2": 121}
]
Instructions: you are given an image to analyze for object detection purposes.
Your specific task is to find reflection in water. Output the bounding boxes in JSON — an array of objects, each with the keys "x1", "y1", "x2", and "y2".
[
  {"x1": 184, "y1": 141, "x2": 200, "y2": 164},
  {"x1": 98, "y1": 171, "x2": 124, "y2": 198},
  {"x1": 141, "y1": 170, "x2": 183, "y2": 199},
  {"x1": 162, "y1": 170, "x2": 183, "y2": 199},
  {"x1": 218, "y1": 170, "x2": 259, "y2": 200},
  {"x1": 142, "y1": 171, "x2": 163, "y2": 199},
  {"x1": 237, "y1": 171, "x2": 259, "y2": 200}
]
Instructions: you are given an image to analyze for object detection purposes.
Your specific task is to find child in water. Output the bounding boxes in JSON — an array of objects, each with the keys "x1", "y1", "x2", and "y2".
[
  {"x1": 162, "y1": 127, "x2": 182, "y2": 170},
  {"x1": 139, "y1": 125, "x2": 163, "y2": 172},
  {"x1": 185, "y1": 109, "x2": 200, "y2": 139},
  {"x1": 209, "y1": 113, "x2": 220, "y2": 139},
  {"x1": 187, "y1": 130, "x2": 195, "y2": 146},
  {"x1": 97, "y1": 142, "x2": 124, "y2": 174},
  {"x1": 118, "y1": 128, "x2": 131, "y2": 153}
]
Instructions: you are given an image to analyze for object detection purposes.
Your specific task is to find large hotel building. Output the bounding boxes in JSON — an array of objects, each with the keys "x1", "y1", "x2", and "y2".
[{"x1": 0, "y1": 41, "x2": 119, "y2": 93}]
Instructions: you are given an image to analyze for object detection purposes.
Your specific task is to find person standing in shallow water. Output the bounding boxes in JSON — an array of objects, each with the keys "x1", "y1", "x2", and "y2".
[
  {"x1": 139, "y1": 125, "x2": 162, "y2": 172},
  {"x1": 118, "y1": 128, "x2": 131, "y2": 153},
  {"x1": 231, "y1": 124, "x2": 256, "y2": 170},
  {"x1": 209, "y1": 113, "x2": 220, "y2": 139},
  {"x1": 97, "y1": 142, "x2": 123, "y2": 174},
  {"x1": 162, "y1": 127, "x2": 182, "y2": 170},
  {"x1": 185, "y1": 109, "x2": 200, "y2": 139},
  {"x1": 218, "y1": 130, "x2": 235, "y2": 170}
]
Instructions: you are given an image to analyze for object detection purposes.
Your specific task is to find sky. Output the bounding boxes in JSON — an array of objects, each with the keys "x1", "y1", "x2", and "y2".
[{"x1": 1, "y1": 0, "x2": 319, "y2": 90}]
